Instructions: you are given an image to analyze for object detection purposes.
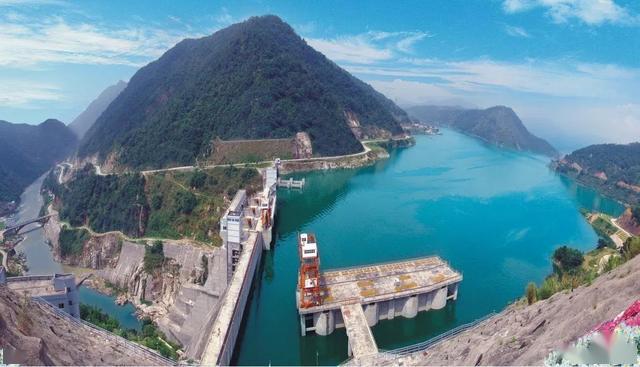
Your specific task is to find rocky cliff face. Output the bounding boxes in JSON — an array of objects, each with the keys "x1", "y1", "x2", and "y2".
[
  {"x1": 0, "y1": 286, "x2": 168, "y2": 365},
  {"x1": 43, "y1": 212, "x2": 227, "y2": 353}
]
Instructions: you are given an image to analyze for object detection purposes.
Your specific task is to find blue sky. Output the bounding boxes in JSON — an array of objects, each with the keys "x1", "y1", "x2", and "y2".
[{"x1": 1, "y1": 0, "x2": 639, "y2": 151}]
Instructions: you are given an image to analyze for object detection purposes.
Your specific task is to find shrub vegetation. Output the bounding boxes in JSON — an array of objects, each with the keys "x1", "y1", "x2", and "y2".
[
  {"x1": 58, "y1": 226, "x2": 91, "y2": 257},
  {"x1": 80, "y1": 304, "x2": 180, "y2": 359}
]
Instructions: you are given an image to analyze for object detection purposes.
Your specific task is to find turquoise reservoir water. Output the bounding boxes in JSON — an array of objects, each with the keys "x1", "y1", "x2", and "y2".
[
  {"x1": 234, "y1": 130, "x2": 624, "y2": 365},
  {"x1": 79, "y1": 286, "x2": 142, "y2": 331}
]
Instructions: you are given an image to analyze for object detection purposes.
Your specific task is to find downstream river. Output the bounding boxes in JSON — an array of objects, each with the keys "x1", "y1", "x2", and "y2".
[
  {"x1": 8, "y1": 174, "x2": 141, "y2": 330},
  {"x1": 234, "y1": 130, "x2": 624, "y2": 365}
]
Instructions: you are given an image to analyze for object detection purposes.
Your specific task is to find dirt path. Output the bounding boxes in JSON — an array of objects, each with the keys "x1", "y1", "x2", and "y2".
[{"x1": 62, "y1": 222, "x2": 209, "y2": 248}]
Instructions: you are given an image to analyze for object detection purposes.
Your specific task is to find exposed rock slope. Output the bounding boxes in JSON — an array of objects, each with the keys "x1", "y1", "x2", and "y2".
[
  {"x1": 0, "y1": 286, "x2": 168, "y2": 365},
  {"x1": 389, "y1": 252, "x2": 640, "y2": 365},
  {"x1": 43, "y1": 212, "x2": 227, "y2": 356}
]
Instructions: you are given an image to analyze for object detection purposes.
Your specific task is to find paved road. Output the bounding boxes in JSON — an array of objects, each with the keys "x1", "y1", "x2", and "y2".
[{"x1": 92, "y1": 139, "x2": 387, "y2": 176}]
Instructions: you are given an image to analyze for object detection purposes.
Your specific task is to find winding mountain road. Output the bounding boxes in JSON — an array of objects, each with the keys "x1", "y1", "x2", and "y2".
[{"x1": 88, "y1": 139, "x2": 384, "y2": 176}]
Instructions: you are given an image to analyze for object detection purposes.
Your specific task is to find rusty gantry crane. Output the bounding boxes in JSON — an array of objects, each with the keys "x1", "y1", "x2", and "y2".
[{"x1": 298, "y1": 232, "x2": 322, "y2": 308}]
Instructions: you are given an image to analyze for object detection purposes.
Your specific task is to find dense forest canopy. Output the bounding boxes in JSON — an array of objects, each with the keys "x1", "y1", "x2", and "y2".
[
  {"x1": 46, "y1": 164, "x2": 148, "y2": 237},
  {"x1": 565, "y1": 143, "x2": 640, "y2": 184},
  {"x1": 0, "y1": 119, "x2": 77, "y2": 205},
  {"x1": 79, "y1": 15, "x2": 408, "y2": 170},
  {"x1": 557, "y1": 142, "x2": 640, "y2": 205}
]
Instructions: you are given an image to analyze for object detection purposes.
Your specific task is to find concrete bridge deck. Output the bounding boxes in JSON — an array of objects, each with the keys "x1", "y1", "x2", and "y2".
[
  {"x1": 301, "y1": 256, "x2": 462, "y2": 314},
  {"x1": 341, "y1": 303, "x2": 378, "y2": 359}
]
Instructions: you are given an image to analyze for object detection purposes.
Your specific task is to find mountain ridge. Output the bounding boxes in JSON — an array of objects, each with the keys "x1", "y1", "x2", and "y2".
[
  {"x1": 407, "y1": 105, "x2": 558, "y2": 157},
  {"x1": 0, "y1": 119, "x2": 77, "y2": 212},
  {"x1": 69, "y1": 80, "x2": 127, "y2": 138},
  {"x1": 79, "y1": 15, "x2": 408, "y2": 171}
]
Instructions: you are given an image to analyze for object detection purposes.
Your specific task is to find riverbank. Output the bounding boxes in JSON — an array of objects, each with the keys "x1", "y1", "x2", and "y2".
[
  {"x1": 552, "y1": 160, "x2": 637, "y2": 208},
  {"x1": 279, "y1": 136, "x2": 415, "y2": 174}
]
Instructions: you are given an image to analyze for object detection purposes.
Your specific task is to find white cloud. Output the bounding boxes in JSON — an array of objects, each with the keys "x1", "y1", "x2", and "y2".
[
  {"x1": 307, "y1": 30, "x2": 430, "y2": 64},
  {"x1": 368, "y1": 79, "x2": 456, "y2": 106},
  {"x1": 396, "y1": 33, "x2": 429, "y2": 53},
  {"x1": 0, "y1": 80, "x2": 62, "y2": 107},
  {"x1": 347, "y1": 59, "x2": 640, "y2": 101},
  {"x1": 307, "y1": 36, "x2": 393, "y2": 64},
  {"x1": 0, "y1": 15, "x2": 207, "y2": 67},
  {"x1": 502, "y1": 0, "x2": 636, "y2": 25},
  {"x1": 357, "y1": 58, "x2": 640, "y2": 146},
  {"x1": 505, "y1": 25, "x2": 531, "y2": 37},
  {"x1": 295, "y1": 21, "x2": 316, "y2": 35},
  {"x1": 215, "y1": 7, "x2": 233, "y2": 25}
]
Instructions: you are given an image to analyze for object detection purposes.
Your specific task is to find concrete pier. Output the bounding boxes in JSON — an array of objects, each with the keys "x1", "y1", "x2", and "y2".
[
  {"x1": 298, "y1": 256, "x2": 461, "y2": 336},
  {"x1": 341, "y1": 303, "x2": 379, "y2": 359}
]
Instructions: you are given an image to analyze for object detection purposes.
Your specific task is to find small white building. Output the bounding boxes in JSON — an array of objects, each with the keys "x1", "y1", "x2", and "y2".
[{"x1": 2, "y1": 272, "x2": 80, "y2": 318}]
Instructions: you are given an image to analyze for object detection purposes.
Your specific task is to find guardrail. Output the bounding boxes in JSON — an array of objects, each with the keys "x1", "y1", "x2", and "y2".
[
  {"x1": 342, "y1": 312, "x2": 497, "y2": 365},
  {"x1": 33, "y1": 297, "x2": 175, "y2": 365}
]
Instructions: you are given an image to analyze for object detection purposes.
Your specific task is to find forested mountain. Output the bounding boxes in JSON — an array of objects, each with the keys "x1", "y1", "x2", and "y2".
[
  {"x1": 79, "y1": 15, "x2": 408, "y2": 170},
  {"x1": 69, "y1": 80, "x2": 127, "y2": 138},
  {"x1": 407, "y1": 105, "x2": 558, "y2": 157},
  {"x1": 555, "y1": 142, "x2": 640, "y2": 205},
  {"x1": 0, "y1": 119, "x2": 77, "y2": 211}
]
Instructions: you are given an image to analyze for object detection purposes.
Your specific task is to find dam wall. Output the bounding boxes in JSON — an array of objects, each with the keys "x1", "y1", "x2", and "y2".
[{"x1": 201, "y1": 231, "x2": 264, "y2": 365}]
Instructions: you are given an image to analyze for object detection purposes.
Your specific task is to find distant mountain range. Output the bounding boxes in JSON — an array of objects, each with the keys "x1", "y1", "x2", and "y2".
[
  {"x1": 554, "y1": 142, "x2": 640, "y2": 206},
  {"x1": 0, "y1": 119, "x2": 77, "y2": 212},
  {"x1": 69, "y1": 80, "x2": 127, "y2": 139},
  {"x1": 78, "y1": 15, "x2": 409, "y2": 171},
  {"x1": 407, "y1": 105, "x2": 558, "y2": 157}
]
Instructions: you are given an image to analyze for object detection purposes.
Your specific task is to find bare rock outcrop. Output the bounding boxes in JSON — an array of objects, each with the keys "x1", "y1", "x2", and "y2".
[
  {"x1": 0, "y1": 286, "x2": 168, "y2": 365},
  {"x1": 93, "y1": 240, "x2": 228, "y2": 354},
  {"x1": 384, "y1": 252, "x2": 640, "y2": 366},
  {"x1": 43, "y1": 215, "x2": 228, "y2": 356}
]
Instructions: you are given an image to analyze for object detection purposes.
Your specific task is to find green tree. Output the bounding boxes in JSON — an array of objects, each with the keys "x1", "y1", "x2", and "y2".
[
  {"x1": 175, "y1": 191, "x2": 197, "y2": 214},
  {"x1": 622, "y1": 237, "x2": 640, "y2": 261},
  {"x1": 552, "y1": 246, "x2": 584, "y2": 274},
  {"x1": 144, "y1": 241, "x2": 165, "y2": 273},
  {"x1": 526, "y1": 282, "x2": 537, "y2": 305},
  {"x1": 632, "y1": 207, "x2": 640, "y2": 223},
  {"x1": 189, "y1": 170, "x2": 206, "y2": 189}
]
